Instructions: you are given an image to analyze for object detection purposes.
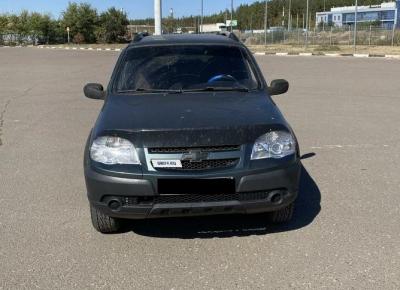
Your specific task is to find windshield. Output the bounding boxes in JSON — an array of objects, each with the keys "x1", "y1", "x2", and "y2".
[{"x1": 114, "y1": 45, "x2": 260, "y2": 93}]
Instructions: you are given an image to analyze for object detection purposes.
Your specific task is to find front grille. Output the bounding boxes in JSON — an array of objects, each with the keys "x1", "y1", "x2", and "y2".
[
  {"x1": 121, "y1": 191, "x2": 272, "y2": 206},
  {"x1": 155, "y1": 192, "x2": 271, "y2": 203},
  {"x1": 166, "y1": 158, "x2": 239, "y2": 171},
  {"x1": 148, "y1": 145, "x2": 240, "y2": 154}
]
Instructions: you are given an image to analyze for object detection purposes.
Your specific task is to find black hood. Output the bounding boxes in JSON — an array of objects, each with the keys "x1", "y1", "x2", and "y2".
[{"x1": 93, "y1": 91, "x2": 289, "y2": 147}]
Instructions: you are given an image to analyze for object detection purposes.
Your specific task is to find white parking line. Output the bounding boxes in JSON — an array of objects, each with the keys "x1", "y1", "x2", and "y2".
[
  {"x1": 310, "y1": 144, "x2": 391, "y2": 150},
  {"x1": 325, "y1": 53, "x2": 340, "y2": 57},
  {"x1": 385, "y1": 54, "x2": 400, "y2": 59}
]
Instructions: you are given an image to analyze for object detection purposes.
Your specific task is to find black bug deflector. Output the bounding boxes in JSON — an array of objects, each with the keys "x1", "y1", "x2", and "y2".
[{"x1": 92, "y1": 92, "x2": 290, "y2": 148}]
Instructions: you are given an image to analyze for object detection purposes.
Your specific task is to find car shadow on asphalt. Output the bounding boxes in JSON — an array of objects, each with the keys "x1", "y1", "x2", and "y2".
[{"x1": 125, "y1": 162, "x2": 321, "y2": 239}]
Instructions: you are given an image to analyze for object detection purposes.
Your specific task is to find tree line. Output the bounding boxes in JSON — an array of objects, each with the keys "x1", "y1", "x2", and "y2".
[
  {"x1": 1, "y1": 0, "x2": 387, "y2": 45},
  {"x1": 0, "y1": 2, "x2": 128, "y2": 45}
]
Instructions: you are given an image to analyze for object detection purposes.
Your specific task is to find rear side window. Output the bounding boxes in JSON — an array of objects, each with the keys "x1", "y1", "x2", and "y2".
[{"x1": 114, "y1": 45, "x2": 260, "y2": 91}]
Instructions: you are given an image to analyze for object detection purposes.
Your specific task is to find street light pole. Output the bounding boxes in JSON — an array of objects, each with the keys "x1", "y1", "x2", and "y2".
[
  {"x1": 231, "y1": 0, "x2": 234, "y2": 32},
  {"x1": 201, "y1": 0, "x2": 204, "y2": 33},
  {"x1": 264, "y1": 0, "x2": 268, "y2": 46},
  {"x1": 288, "y1": 0, "x2": 292, "y2": 31},
  {"x1": 154, "y1": 0, "x2": 162, "y2": 35},
  {"x1": 354, "y1": 0, "x2": 358, "y2": 52},
  {"x1": 67, "y1": 27, "x2": 70, "y2": 44},
  {"x1": 305, "y1": 0, "x2": 309, "y2": 48}
]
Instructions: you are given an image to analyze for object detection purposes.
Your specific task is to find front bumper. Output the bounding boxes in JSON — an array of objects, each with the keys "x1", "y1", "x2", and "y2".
[{"x1": 85, "y1": 161, "x2": 301, "y2": 219}]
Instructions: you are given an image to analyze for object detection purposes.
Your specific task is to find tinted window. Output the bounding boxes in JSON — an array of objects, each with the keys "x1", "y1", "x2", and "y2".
[{"x1": 114, "y1": 45, "x2": 259, "y2": 91}]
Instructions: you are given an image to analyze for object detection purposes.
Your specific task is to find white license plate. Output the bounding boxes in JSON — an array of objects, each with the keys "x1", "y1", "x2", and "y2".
[{"x1": 152, "y1": 160, "x2": 182, "y2": 168}]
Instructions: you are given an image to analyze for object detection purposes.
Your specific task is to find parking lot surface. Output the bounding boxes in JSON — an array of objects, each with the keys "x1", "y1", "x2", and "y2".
[{"x1": 0, "y1": 47, "x2": 399, "y2": 289}]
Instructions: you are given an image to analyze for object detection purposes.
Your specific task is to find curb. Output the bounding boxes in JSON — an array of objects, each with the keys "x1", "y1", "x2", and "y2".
[
  {"x1": 252, "y1": 51, "x2": 400, "y2": 59},
  {"x1": 0, "y1": 45, "x2": 23, "y2": 48},
  {"x1": 17, "y1": 46, "x2": 400, "y2": 59},
  {"x1": 37, "y1": 46, "x2": 122, "y2": 52}
]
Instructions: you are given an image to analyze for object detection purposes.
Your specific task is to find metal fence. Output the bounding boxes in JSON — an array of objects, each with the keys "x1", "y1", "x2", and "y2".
[
  {"x1": 3, "y1": 27, "x2": 400, "y2": 48},
  {"x1": 241, "y1": 26, "x2": 400, "y2": 47},
  {"x1": 0, "y1": 34, "x2": 38, "y2": 46}
]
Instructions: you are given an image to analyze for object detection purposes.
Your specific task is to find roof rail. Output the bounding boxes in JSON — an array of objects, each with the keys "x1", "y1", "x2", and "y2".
[
  {"x1": 215, "y1": 31, "x2": 240, "y2": 42},
  {"x1": 132, "y1": 32, "x2": 150, "y2": 43}
]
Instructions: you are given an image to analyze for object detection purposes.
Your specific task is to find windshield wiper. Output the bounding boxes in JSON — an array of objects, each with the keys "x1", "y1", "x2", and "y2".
[
  {"x1": 182, "y1": 86, "x2": 249, "y2": 93},
  {"x1": 117, "y1": 86, "x2": 250, "y2": 94},
  {"x1": 117, "y1": 88, "x2": 182, "y2": 94}
]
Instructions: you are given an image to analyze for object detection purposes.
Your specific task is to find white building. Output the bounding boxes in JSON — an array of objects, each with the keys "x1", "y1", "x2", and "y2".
[
  {"x1": 200, "y1": 23, "x2": 227, "y2": 33},
  {"x1": 316, "y1": 1, "x2": 400, "y2": 29}
]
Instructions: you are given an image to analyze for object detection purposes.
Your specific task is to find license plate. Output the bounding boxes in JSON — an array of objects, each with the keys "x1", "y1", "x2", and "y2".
[{"x1": 152, "y1": 160, "x2": 182, "y2": 168}]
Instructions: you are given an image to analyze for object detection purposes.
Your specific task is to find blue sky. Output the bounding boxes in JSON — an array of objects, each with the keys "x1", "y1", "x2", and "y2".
[{"x1": 0, "y1": 0, "x2": 259, "y2": 19}]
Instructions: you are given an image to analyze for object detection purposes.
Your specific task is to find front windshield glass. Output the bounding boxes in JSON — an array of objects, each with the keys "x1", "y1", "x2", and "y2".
[{"x1": 114, "y1": 45, "x2": 260, "y2": 92}]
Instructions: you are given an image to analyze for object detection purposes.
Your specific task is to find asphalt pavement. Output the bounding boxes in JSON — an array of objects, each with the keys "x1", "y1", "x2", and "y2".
[{"x1": 0, "y1": 47, "x2": 399, "y2": 289}]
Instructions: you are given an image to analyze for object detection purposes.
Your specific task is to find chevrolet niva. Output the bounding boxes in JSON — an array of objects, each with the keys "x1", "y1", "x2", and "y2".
[{"x1": 83, "y1": 33, "x2": 301, "y2": 233}]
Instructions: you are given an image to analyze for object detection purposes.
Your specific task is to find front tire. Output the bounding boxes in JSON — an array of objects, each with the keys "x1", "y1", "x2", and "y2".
[
  {"x1": 269, "y1": 202, "x2": 294, "y2": 224},
  {"x1": 90, "y1": 204, "x2": 121, "y2": 233}
]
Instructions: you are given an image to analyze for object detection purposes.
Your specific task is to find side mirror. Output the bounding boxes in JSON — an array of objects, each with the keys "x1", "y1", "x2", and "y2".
[
  {"x1": 268, "y1": 79, "x2": 289, "y2": 96},
  {"x1": 84, "y1": 83, "x2": 105, "y2": 100}
]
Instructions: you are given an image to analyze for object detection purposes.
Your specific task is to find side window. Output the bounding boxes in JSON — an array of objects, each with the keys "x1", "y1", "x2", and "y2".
[{"x1": 241, "y1": 50, "x2": 259, "y2": 89}]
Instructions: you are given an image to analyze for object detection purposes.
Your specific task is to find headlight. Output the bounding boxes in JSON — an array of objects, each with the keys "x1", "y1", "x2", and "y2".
[
  {"x1": 251, "y1": 131, "x2": 296, "y2": 160},
  {"x1": 90, "y1": 136, "x2": 140, "y2": 165}
]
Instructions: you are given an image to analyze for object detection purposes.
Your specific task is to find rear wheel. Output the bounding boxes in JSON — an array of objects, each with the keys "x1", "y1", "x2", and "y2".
[
  {"x1": 90, "y1": 204, "x2": 121, "y2": 233},
  {"x1": 269, "y1": 202, "x2": 294, "y2": 224}
]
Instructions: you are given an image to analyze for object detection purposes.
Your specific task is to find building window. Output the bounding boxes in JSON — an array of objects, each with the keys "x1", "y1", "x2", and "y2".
[{"x1": 381, "y1": 11, "x2": 395, "y2": 21}]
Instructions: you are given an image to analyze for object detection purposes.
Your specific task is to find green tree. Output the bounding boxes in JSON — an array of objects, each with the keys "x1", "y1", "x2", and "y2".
[
  {"x1": 29, "y1": 12, "x2": 45, "y2": 42},
  {"x1": 15, "y1": 10, "x2": 31, "y2": 40},
  {"x1": 0, "y1": 15, "x2": 8, "y2": 44},
  {"x1": 7, "y1": 14, "x2": 21, "y2": 43},
  {"x1": 61, "y1": 2, "x2": 98, "y2": 43},
  {"x1": 73, "y1": 32, "x2": 85, "y2": 44},
  {"x1": 29, "y1": 13, "x2": 61, "y2": 44},
  {"x1": 0, "y1": 15, "x2": 9, "y2": 33},
  {"x1": 98, "y1": 7, "x2": 129, "y2": 43},
  {"x1": 46, "y1": 19, "x2": 64, "y2": 44}
]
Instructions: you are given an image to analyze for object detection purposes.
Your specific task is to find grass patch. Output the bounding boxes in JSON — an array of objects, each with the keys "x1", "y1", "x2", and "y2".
[{"x1": 315, "y1": 45, "x2": 341, "y2": 51}]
